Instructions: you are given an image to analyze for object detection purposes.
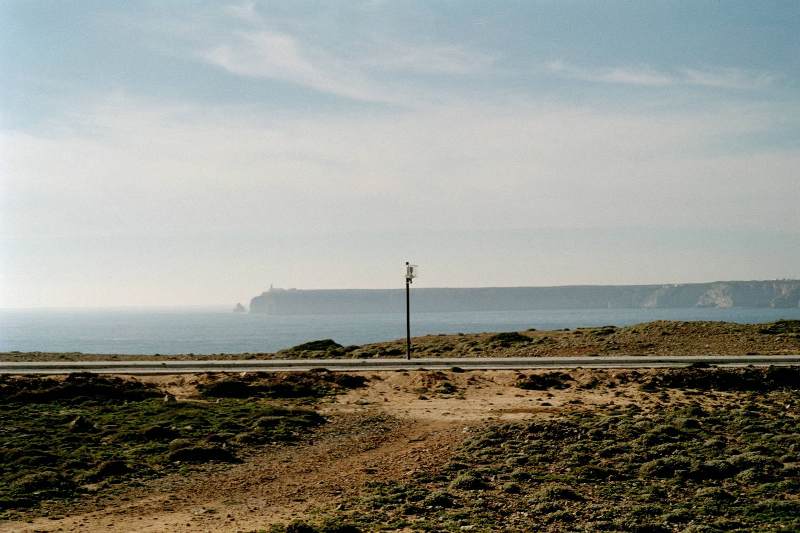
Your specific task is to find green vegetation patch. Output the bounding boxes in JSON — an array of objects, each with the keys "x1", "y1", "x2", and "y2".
[
  {"x1": 486, "y1": 331, "x2": 530, "y2": 346},
  {"x1": 759, "y1": 320, "x2": 800, "y2": 335},
  {"x1": 516, "y1": 371, "x2": 574, "y2": 390},
  {"x1": 0, "y1": 374, "x2": 323, "y2": 515},
  {"x1": 640, "y1": 366, "x2": 800, "y2": 392},
  {"x1": 0, "y1": 372, "x2": 160, "y2": 402},
  {"x1": 312, "y1": 392, "x2": 800, "y2": 532},
  {"x1": 287, "y1": 339, "x2": 343, "y2": 352},
  {"x1": 277, "y1": 339, "x2": 360, "y2": 358},
  {"x1": 197, "y1": 370, "x2": 367, "y2": 398}
]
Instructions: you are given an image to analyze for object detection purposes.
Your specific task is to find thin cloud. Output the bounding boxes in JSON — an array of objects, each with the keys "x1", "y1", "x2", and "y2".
[
  {"x1": 362, "y1": 43, "x2": 494, "y2": 75},
  {"x1": 203, "y1": 30, "x2": 494, "y2": 104},
  {"x1": 680, "y1": 67, "x2": 777, "y2": 90},
  {"x1": 204, "y1": 31, "x2": 392, "y2": 103},
  {"x1": 547, "y1": 60, "x2": 673, "y2": 86},
  {"x1": 224, "y1": 1, "x2": 261, "y2": 24},
  {"x1": 547, "y1": 60, "x2": 776, "y2": 90},
  {"x1": 200, "y1": 2, "x2": 495, "y2": 104}
]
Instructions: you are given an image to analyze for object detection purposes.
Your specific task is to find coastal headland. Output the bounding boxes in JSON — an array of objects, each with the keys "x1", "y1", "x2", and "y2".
[{"x1": 250, "y1": 280, "x2": 800, "y2": 314}]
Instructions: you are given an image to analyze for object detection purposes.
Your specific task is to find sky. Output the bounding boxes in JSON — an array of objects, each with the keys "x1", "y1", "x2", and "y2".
[{"x1": 1, "y1": 1, "x2": 799, "y2": 308}]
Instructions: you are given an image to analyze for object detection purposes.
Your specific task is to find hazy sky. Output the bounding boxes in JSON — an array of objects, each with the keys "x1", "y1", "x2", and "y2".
[{"x1": 1, "y1": 1, "x2": 799, "y2": 307}]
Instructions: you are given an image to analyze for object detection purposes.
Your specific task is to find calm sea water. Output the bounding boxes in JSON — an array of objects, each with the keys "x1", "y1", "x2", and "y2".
[{"x1": 1, "y1": 307, "x2": 799, "y2": 355}]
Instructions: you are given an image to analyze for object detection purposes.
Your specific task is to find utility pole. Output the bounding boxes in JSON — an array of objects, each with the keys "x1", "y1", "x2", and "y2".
[{"x1": 405, "y1": 262, "x2": 417, "y2": 360}]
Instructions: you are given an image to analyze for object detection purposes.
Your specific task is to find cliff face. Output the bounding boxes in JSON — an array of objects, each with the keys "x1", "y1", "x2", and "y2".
[{"x1": 249, "y1": 280, "x2": 800, "y2": 315}]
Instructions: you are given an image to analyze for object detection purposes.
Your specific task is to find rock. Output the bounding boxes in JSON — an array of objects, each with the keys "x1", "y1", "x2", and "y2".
[
  {"x1": 84, "y1": 460, "x2": 129, "y2": 481},
  {"x1": 68, "y1": 415, "x2": 95, "y2": 432},
  {"x1": 168, "y1": 446, "x2": 237, "y2": 463}
]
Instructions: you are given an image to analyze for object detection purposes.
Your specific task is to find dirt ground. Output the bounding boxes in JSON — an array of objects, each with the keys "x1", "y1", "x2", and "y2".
[{"x1": 0, "y1": 368, "x2": 751, "y2": 533}]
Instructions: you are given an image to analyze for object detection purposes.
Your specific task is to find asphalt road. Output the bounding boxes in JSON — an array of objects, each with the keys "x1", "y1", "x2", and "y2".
[{"x1": 1, "y1": 355, "x2": 799, "y2": 374}]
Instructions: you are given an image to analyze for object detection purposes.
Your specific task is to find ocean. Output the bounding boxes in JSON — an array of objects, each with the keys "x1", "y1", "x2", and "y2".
[{"x1": 2, "y1": 307, "x2": 800, "y2": 355}]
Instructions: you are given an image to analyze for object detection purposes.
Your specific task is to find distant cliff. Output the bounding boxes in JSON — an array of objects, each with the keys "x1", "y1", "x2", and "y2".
[{"x1": 248, "y1": 280, "x2": 800, "y2": 315}]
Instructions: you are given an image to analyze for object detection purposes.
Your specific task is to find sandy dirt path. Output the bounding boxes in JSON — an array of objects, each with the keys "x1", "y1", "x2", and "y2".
[{"x1": 4, "y1": 413, "x2": 463, "y2": 532}]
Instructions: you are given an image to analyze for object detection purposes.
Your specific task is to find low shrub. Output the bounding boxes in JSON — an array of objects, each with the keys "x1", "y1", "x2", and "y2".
[{"x1": 516, "y1": 372, "x2": 574, "y2": 390}]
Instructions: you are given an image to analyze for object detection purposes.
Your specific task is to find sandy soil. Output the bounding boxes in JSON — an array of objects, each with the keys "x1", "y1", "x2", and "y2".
[{"x1": 0, "y1": 368, "x2": 744, "y2": 533}]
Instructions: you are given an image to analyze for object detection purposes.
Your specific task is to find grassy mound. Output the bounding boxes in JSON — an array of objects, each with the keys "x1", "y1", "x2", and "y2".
[
  {"x1": 277, "y1": 339, "x2": 357, "y2": 358},
  {"x1": 516, "y1": 371, "x2": 574, "y2": 390},
  {"x1": 0, "y1": 373, "x2": 160, "y2": 402},
  {"x1": 197, "y1": 370, "x2": 367, "y2": 398},
  {"x1": 487, "y1": 332, "x2": 531, "y2": 346},
  {"x1": 289, "y1": 339, "x2": 344, "y2": 351}
]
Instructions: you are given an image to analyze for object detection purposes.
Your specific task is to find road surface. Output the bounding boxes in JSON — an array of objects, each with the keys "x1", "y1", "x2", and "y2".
[{"x1": 1, "y1": 355, "x2": 799, "y2": 374}]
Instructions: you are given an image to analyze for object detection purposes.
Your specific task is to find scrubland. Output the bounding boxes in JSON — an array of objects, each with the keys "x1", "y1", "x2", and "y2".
[{"x1": 1, "y1": 321, "x2": 799, "y2": 532}]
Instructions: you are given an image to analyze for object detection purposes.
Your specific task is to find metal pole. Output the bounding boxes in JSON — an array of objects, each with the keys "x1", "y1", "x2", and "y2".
[{"x1": 406, "y1": 262, "x2": 411, "y2": 360}]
